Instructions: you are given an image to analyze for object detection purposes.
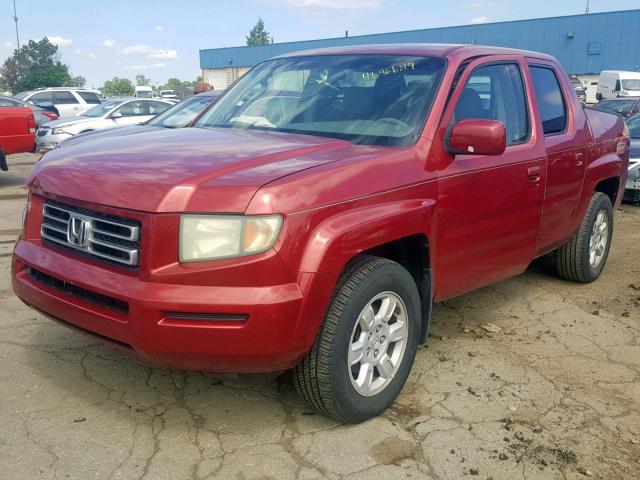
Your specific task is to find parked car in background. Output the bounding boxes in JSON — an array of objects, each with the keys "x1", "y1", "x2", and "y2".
[
  {"x1": 592, "y1": 98, "x2": 640, "y2": 118},
  {"x1": 14, "y1": 45, "x2": 629, "y2": 422},
  {"x1": 0, "y1": 107, "x2": 35, "y2": 171},
  {"x1": 596, "y1": 71, "x2": 640, "y2": 100},
  {"x1": 0, "y1": 95, "x2": 58, "y2": 127},
  {"x1": 585, "y1": 80, "x2": 599, "y2": 104},
  {"x1": 625, "y1": 114, "x2": 640, "y2": 203},
  {"x1": 14, "y1": 87, "x2": 101, "y2": 118},
  {"x1": 135, "y1": 86, "x2": 154, "y2": 98},
  {"x1": 37, "y1": 98, "x2": 173, "y2": 150},
  {"x1": 57, "y1": 90, "x2": 222, "y2": 149},
  {"x1": 159, "y1": 89, "x2": 178, "y2": 99},
  {"x1": 570, "y1": 77, "x2": 587, "y2": 102}
]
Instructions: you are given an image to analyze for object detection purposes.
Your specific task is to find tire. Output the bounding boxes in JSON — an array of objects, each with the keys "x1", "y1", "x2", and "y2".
[
  {"x1": 294, "y1": 255, "x2": 421, "y2": 423},
  {"x1": 555, "y1": 192, "x2": 613, "y2": 283}
]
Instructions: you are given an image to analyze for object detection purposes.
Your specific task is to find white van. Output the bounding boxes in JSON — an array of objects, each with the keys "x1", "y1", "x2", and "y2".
[
  {"x1": 596, "y1": 71, "x2": 640, "y2": 100},
  {"x1": 135, "y1": 86, "x2": 154, "y2": 98}
]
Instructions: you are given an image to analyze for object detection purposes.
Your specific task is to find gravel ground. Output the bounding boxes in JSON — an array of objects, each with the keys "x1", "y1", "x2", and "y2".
[{"x1": 1, "y1": 152, "x2": 639, "y2": 480}]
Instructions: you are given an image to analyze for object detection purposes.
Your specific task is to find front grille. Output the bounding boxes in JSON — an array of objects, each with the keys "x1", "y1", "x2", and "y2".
[
  {"x1": 28, "y1": 267, "x2": 129, "y2": 315},
  {"x1": 41, "y1": 200, "x2": 141, "y2": 268}
]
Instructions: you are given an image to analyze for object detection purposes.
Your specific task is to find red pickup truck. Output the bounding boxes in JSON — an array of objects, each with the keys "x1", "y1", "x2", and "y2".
[
  {"x1": 0, "y1": 107, "x2": 36, "y2": 171},
  {"x1": 13, "y1": 45, "x2": 629, "y2": 422}
]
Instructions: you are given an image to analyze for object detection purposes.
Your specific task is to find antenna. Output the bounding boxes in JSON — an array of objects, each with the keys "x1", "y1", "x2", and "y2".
[{"x1": 13, "y1": 0, "x2": 20, "y2": 48}]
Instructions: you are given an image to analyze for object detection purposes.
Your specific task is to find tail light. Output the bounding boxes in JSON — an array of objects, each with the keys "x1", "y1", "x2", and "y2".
[
  {"x1": 617, "y1": 123, "x2": 630, "y2": 156},
  {"x1": 28, "y1": 113, "x2": 36, "y2": 134},
  {"x1": 42, "y1": 112, "x2": 58, "y2": 121}
]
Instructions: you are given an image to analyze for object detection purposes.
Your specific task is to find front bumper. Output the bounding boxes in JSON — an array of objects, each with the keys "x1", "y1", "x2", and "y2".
[{"x1": 12, "y1": 239, "x2": 328, "y2": 373}]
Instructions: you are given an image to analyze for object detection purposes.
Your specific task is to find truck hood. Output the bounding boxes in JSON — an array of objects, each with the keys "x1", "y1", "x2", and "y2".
[
  {"x1": 58, "y1": 125, "x2": 161, "y2": 149},
  {"x1": 29, "y1": 127, "x2": 371, "y2": 213}
]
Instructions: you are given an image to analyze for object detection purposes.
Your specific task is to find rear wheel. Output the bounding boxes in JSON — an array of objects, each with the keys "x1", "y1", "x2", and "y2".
[
  {"x1": 555, "y1": 192, "x2": 613, "y2": 283},
  {"x1": 294, "y1": 256, "x2": 421, "y2": 423}
]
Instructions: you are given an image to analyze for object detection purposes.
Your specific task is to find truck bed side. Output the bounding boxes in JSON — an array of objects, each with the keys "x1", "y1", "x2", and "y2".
[{"x1": 0, "y1": 107, "x2": 36, "y2": 155}]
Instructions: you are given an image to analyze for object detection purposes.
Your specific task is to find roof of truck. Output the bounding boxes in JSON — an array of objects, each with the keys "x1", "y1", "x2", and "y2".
[{"x1": 274, "y1": 43, "x2": 557, "y2": 62}]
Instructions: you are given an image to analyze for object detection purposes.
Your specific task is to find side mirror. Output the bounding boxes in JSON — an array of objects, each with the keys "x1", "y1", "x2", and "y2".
[
  {"x1": 447, "y1": 119, "x2": 506, "y2": 157},
  {"x1": 111, "y1": 111, "x2": 123, "y2": 119}
]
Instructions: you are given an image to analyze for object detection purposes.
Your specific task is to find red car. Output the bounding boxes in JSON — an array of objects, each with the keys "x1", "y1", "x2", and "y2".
[
  {"x1": 13, "y1": 45, "x2": 629, "y2": 422},
  {"x1": 0, "y1": 107, "x2": 36, "y2": 171}
]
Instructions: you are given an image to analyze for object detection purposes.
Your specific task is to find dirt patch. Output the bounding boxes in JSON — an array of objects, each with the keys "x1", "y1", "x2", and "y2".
[{"x1": 369, "y1": 437, "x2": 420, "y2": 465}]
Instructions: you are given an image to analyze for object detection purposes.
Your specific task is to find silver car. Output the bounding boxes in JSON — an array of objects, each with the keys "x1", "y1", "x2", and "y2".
[{"x1": 37, "y1": 98, "x2": 173, "y2": 151}]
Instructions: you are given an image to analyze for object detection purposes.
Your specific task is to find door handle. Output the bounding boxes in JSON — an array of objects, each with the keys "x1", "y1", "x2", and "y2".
[
  {"x1": 575, "y1": 152, "x2": 584, "y2": 167},
  {"x1": 527, "y1": 165, "x2": 542, "y2": 183}
]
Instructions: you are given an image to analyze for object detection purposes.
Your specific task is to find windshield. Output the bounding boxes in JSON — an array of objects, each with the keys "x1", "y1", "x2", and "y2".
[
  {"x1": 595, "y1": 100, "x2": 636, "y2": 115},
  {"x1": 137, "y1": 91, "x2": 153, "y2": 98},
  {"x1": 622, "y1": 79, "x2": 640, "y2": 91},
  {"x1": 81, "y1": 100, "x2": 123, "y2": 117},
  {"x1": 147, "y1": 95, "x2": 216, "y2": 128},
  {"x1": 195, "y1": 54, "x2": 446, "y2": 146},
  {"x1": 628, "y1": 115, "x2": 640, "y2": 139}
]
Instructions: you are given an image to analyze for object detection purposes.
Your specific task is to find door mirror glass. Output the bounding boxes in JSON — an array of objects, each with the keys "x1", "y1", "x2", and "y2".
[
  {"x1": 447, "y1": 119, "x2": 506, "y2": 156},
  {"x1": 111, "y1": 111, "x2": 123, "y2": 119}
]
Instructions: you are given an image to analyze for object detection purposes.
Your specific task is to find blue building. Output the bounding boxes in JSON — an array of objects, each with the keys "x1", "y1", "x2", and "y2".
[{"x1": 200, "y1": 9, "x2": 640, "y2": 90}]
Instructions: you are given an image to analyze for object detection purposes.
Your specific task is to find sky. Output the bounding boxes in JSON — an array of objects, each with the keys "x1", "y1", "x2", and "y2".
[{"x1": 1, "y1": 0, "x2": 639, "y2": 88}]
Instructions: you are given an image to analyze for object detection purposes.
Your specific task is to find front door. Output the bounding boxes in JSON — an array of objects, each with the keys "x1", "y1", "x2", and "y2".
[{"x1": 432, "y1": 56, "x2": 547, "y2": 300}]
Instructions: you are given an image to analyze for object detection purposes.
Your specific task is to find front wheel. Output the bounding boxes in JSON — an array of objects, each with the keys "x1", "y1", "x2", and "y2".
[
  {"x1": 294, "y1": 256, "x2": 421, "y2": 423},
  {"x1": 555, "y1": 192, "x2": 614, "y2": 283}
]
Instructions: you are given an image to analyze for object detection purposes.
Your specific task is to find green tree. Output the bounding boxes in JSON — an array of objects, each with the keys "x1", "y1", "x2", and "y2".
[
  {"x1": 0, "y1": 38, "x2": 72, "y2": 92},
  {"x1": 71, "y1": 75, "x2": 86, "y2": 88},
  {"x1": 101, "y1": 77, "x2": 135, "y2": 97},
  {"x1": 135, "y1": 74, "x2": 151, "y2": 86},
  {"x1": 162, "y1": 77, "x2": 183, "y2": 90},
  {"x1": 246, "y1": 18, "x2": 270, "y2": 46}
]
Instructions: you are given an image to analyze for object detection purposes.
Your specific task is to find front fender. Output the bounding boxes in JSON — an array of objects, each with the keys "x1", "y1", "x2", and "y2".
[{"x1": 292, "y1": 198, "x2": 436, "y2": 274}]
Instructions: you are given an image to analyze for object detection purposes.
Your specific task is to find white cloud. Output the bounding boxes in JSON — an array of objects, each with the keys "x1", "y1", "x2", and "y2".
[
  {"x1": 104, "y1": 40, "x2": 178, "y2": 59},
  {"x1": 152, "y1": 63, "x2": 166, "y2": 68},
  {"x1": 260, "y1": 0, "x2": 382, "y2": 8},
  {"x1": 148, "y1": 49, "x2": 177, "y2": 59},
  {"x1": 154, "y1": 25, "x2": 164, "y2": 31},
  {"x1": 88, "y1": 52, "x2": 97, "y2": 58},
  {"x1": 47, "y1": 35, "x2": 72, "y2": 47},
  {"x1": 2, "y1": 41, "x2": 14, "y2": 49},
  {"x1": 468, "y1": 16, "x2": 490, "y2": 23},
  {"x1": 74, "y1": 48, "x2": 83, "y2": 54},
  {"x1": 123, "y1": 64, "x2": 148, "y2": 70}
]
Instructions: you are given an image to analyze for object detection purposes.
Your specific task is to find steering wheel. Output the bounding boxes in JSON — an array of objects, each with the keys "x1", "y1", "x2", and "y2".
[{"x1": 376, "y1": 117, "x2": 410, "y2": 129}]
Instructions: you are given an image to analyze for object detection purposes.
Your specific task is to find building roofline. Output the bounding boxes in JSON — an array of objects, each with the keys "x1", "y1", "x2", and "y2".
[{"x1": 200, "y1": 9, "x2": 640, "y2": 55}]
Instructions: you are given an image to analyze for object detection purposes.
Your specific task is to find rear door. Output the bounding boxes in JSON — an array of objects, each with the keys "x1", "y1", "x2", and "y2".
[
  {"x1": 112, "y1": 101, "x2": 153, "y2": 127},
  {"x1": 432, "y1": 55, "x2": 547, "y2": 299},
  {"x1": 53, "y1": 91, "x2": 81, "y2": 118},
  {"x1": 528, "y1": 60, "x2": 589, "y2": 254}
]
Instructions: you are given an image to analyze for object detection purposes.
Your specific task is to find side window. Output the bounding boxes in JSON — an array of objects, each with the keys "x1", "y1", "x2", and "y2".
[
  {"x1": 54, "y1": 91, "x2": 79, "y2": 104},
  {"x1": 615, "y1": 80, "x2": 621, "y2": 92},
  {"x1": 453, "y1": 63, "x2": 529, "y2": 146},
  {"x1": 29, "y1": 92, "x2": 53, "y2": 103},
  {"x1": 78, "y1": 91, "x2": 101, "y2": 104},
  {"x1": 148, "y1": 101, "x2": 171, "y2": 115},
  {"x1": 530, "y1": 66, "x2": 567, "y2": 135},
  {"x1": 117, "y1": 101, "x2": 148, "y2": 116}
]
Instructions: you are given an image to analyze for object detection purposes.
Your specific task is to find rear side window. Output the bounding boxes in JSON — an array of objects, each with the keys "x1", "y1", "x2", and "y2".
[
  {"x1": 453, "y1": 63, "x2": 529, "y2": 146},
  {"x1": 29, "y1": 92, "x2": 53, "y2": 103},
  {"x1": 147, "y1": 101, "x2": 171, "y2": 114},
  {"x1": 530, "y1": 66, "x2": 567, "y2": 135},
  {"x1": 54, "y1": 91, "x2": 79, "y2": 104},
  {"x1": 78, "y1": 91, "x2": 101, "y2": 104}
]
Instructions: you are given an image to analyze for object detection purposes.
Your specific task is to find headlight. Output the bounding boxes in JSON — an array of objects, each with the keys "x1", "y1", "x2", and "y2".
[
  {"x1": 629, "y1": 162, "x2": 640, "y2": 179},
  {"x1": 179, "y1": 214, "x2": 283, "y2": 262},
  {"x1": 51, "y1": 127, "x2": 70, "y2": 135}
]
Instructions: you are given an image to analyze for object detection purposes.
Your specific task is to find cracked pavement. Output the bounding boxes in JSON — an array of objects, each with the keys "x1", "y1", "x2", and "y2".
[{"x1": 1, "y1": 153, "x2": 639, "y2": 480}]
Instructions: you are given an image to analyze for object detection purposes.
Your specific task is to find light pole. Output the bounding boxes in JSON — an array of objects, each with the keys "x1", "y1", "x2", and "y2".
[
  {"x1": 585, "y1": 0, "x2": 590, "y2": 14},
  {"x1": 13, "y1": 0, "x2": 20, "y2": 49}
]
